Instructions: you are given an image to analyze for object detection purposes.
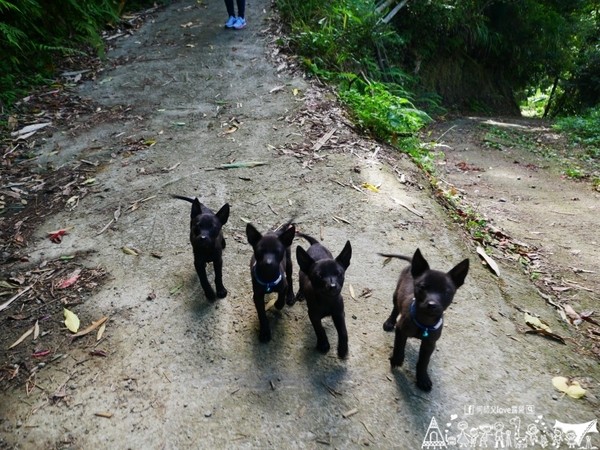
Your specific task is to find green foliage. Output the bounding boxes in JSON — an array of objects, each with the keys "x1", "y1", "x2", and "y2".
[
  {"x1": 277, "y1": 0, "x2": 434, "y2": 167},
  {"x1": 277, "y1": 0, "x2": 409, "y2": 86},
  {"x1": 0, "y1": 0, "x2": 160, "y2": 107},
  {"x1": 554, "y1": 107, "x2": 600, "y2": 148},
  {"x1": 554, "y1": 107, "x2": 600, "y2": 183},
  {"x1": 338, "y1": 81, "x2": 431, "y2": 141}
]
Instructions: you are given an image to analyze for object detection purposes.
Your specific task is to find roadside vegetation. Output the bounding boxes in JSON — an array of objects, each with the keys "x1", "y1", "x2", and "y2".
[
  {"x1": 0, "y1": 0, "x2": 598, "y2": 199},
  {"x1": 275, "y1": 0, "x2": 600, "y2": 217},
  {"x1": 0, "y1": 0, "x2": 160, "y2": 108}
]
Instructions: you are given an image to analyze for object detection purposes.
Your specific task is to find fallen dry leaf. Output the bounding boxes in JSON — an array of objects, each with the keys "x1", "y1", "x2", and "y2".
[
  {"x1": 57, "y1": 269, "x2": 81, "y2": 289},
  {"x1": 552, "y1": 376, "x2": 586, "y2": 399},
  {"x1": 563, "y1": 304, "x2": 583, "y2": 326},
  {"x1": 122, "y1": 246, "x2": 139, "y2": 256},
  {"x1": 64, "y1": 308, "x2": 80, "y2": 333},
  {"x1": 72, "y1": 316, "x2": 108, "y2": 338},
  {"x1": 8, "y1": 325, "x2": 34, "y2": 349},
  {"x1": 48, "y1": 227, "x2": 72, "y2": 243},
  {"x1": 342, "y1": 408, "x2": 358, "y2": 418},
  {"x1": 32, "y1": 350, "x2": 51, "y2": 358},
  {"x1": 524, "y1": 312, "x2": 566, "y2": 344},
  {"x1": 524, "y1": 312, "x2": 551, "y2": 332},
  {"x1": 97, "y1": 322, "x2": 106, "y2": 341},
  {"x1": 476, "y1": 246, "x2": 500, "y2": 277},
  {"x1": 361, "y1": 182, "x2": 380, "y2": 193}
]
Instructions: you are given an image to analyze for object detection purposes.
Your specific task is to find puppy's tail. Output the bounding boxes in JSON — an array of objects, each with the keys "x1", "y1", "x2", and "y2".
[
  {"x1": 378, "y1": 253, "x2": 412, "y2": 263},
  {"x1": 170, "y1": 194, "x2": 195, "y2": 203},
  {"x1": 274, "y1": 218, "x2": 296, "y2": 235},
  {"x1": 295, "y1": 231, "x2": 319, "y2": 246}
]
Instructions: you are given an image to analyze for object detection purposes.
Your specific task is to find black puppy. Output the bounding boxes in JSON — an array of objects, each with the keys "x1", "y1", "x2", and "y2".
[
  {"x1": 246, "y1": 221, "x2": 296, "y2": 342},
  {"x1": 296, "y1": 233, "x2": 352, "y2": 358},
  {"x1": 172, "y1": 195, "x2": 230, "y2": 301},
  {"x1": 380, "y1": 249, "x2": 469, "y2": 391}
]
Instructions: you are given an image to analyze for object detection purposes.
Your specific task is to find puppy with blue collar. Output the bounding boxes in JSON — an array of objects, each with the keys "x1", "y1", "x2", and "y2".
[
  {"x1": 380, "y1": 249, "x2": 469, "y2": 391},
  {"x1": 246, "y1": 221, "x2": 296, "y2": 343}
]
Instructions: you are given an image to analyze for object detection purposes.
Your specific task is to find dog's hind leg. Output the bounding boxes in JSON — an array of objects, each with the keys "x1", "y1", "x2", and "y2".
[
  {"x1": 275, "y1": 290, "x2": 285, "y2": 310},
  {"x1": 284, "y1": 248, "x2": 296, "y2": 306},
  {"x1": 383, "y1": 302, "x2": 399, "y2": 331}
]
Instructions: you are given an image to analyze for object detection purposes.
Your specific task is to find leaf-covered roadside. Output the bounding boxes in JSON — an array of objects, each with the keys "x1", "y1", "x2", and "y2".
[
  {"x1": 0, "y1": 257, "x2": 108, "y2": 388},
  {"x1": 0, "y1": 6, "x2": 163, "y2": 391}
]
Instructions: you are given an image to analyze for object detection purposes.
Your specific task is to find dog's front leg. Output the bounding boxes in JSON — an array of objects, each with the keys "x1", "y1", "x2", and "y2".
[
  {"x1": 309, "y1": 311, "x2": 330, "y2": 353},
  {"x1": 194, "y1": 258, "x2": 216, "y2": 300},
  {"x1": 253, "y1": 293, "x2": 271, "y2": 342},
  {"x1": 213, "y1": 256, "x2": 227, "y2": 299},
  {"x1": 390, "y1": 327, "x2": 408, "y2": 368},
  {"x1": 416, "y1": 339, "x2": 436, "y2": 391},
  {"x1": 331, "y1": 311, "x2": 348, "y2": 359}
]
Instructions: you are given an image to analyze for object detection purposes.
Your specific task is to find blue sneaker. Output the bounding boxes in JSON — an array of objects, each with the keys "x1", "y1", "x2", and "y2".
[
  {"x1": 225, "y1": 16, "x2": 236, "y2": 28},
  {"x1": 233, "y1": 17, "x2": 247, "y2": 29}
]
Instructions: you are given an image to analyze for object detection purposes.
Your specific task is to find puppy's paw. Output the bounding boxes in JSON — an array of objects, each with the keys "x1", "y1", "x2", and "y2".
[
  {"x1": 259, "y1": 328, "x2": 272, "y2": 343},
  {"x1": 216, "y1": 287, "x2": 228, "y2": 299},
  {"x1": 316, "y1": 340, "x2": 330, "y2": 354},
  {"x1": 337, "y1": 343, "x2": 348, "y2": 359},
  {"x1": 295, "y1": 292, "x2": 305, "y2": 302},
  {"x1": 416, "y1": 373, "x2": 433, "y2": 392},
  {"x1": 286, "y1": 294, "x2": 296, "y2": 307},
  {"x1": 389, "y1": 355, "x2": 404, "y2": 368},
  {"x1": 203, "y1": 288, "x2": 217, "y2": 302},
  {"x1": 275, "y1": 296, "x2": 285, "y2": 310},
  {"x1": 383, "y1": 320, "x2": 395, "y2": 332}
]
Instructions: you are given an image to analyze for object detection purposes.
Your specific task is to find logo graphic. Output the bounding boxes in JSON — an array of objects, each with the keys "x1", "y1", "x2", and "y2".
[
  {"x1": 421, "y1": 413, "x2": 598, "y2": 449},
  {"x1": 422, "y1": 416, "x2": 447, "y2": 449}
]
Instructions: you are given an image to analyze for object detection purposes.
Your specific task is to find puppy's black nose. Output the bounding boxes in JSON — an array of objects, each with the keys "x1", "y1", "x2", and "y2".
[{"x1": 426, "y1": 301, "x2": 439, "y2": 310}]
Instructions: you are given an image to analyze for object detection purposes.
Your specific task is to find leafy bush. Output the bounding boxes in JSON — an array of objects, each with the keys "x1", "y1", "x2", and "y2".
[
  {"x1": 0, "y1": 0, "x2": 160, "y2": 108},
  {"x1": 338, "y1": 81, "x2": 431, "y2": 141},
  {"x1": 554, "y1": 107, "x2": 600, "y2": 147},
  {"x1": 277, "y1": 0, "x2": 434, "y2": 168}
]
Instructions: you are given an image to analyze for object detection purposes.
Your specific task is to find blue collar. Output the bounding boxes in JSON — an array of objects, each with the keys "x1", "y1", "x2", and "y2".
[
  {"x1": 410, "y1": 299, "x2": 443, "y2": 338},
  {"x1": 252, "y1": 264, "x2": 282, "y2": 293}
]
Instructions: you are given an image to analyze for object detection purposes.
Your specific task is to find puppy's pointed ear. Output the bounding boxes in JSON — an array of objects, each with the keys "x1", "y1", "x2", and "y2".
[
  {"x1": 296, "y1": 246, "x2": 314, "y2": 274},
  {"x1": 216, "y1": 203, "x2": 230, "y2": 225},
  {"x1": 335, "y1": 241, "x2": 352, "y2": 270},
  {"x1": 279, "y1": 224, "x2": 295, "y2": 248},
  {"x1": 246, "y1": 223, "x2": 262, "y2": 247},
  {"x1": 448, "y1": 258, "x2": 469, "y2": 289},
  {"x1": 191, "y1": 198, "x2": 202, "y2": 218},
  {"x1": 411, "y1": 248, "x2": 430, "y2": 278}
]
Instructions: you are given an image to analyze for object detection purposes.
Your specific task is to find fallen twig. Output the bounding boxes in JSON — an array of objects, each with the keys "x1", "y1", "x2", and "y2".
[
  {"x1": 391, "y1": 197, "x2": 424, "y2": 218},
  {"x1": 0, "y1": 285, "x2": 33, "y2": 313}
]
